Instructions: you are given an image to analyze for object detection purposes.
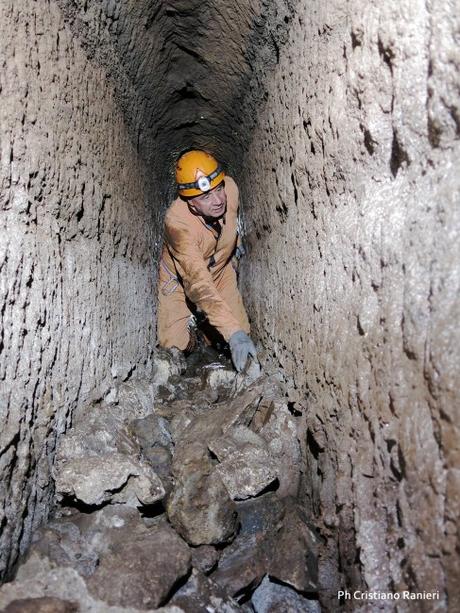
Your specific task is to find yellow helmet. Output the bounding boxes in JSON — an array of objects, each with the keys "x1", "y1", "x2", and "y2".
[{"x1": 176, "y1": 150, "x2": 225, "y2": 197}]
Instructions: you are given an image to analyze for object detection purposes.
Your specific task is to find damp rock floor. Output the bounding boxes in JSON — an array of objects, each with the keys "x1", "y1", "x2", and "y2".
[{"x1": 0, "y1": 346, "x2": 321, "y2": 612}]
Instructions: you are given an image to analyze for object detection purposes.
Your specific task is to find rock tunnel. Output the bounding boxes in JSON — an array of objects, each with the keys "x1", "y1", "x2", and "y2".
[{"x1": 1, "y1": 0, "x2": 459, "y2": 610}]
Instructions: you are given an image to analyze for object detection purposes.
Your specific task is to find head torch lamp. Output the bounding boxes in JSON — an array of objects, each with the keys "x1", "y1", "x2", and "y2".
[{"x1": 177, "y1": 165, "x2": 223, "y2": 194}]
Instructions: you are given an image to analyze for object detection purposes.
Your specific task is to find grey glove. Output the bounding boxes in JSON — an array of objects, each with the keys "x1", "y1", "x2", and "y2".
[{"x1": 229, "y1": 330, "x2": 258, "y2": 373}]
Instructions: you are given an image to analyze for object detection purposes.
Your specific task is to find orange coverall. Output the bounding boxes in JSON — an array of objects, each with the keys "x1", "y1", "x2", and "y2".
[{"x1": 157, "y1": 176, "x2": 250, "y2": 350}]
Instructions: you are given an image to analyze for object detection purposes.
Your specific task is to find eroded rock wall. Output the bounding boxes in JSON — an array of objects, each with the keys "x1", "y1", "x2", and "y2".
[
  {"x1": 55, "y1": 0, "x2": 271, "y2": 198},
  {"x1": 0, "y1": 0, "x2": 158, "y2": 578},
  {"x1": 239, "y1": 0, "x2": 460, "y2": 607}
]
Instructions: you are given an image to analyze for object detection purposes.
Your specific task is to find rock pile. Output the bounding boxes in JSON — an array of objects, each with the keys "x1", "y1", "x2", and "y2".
[{"x1": 0, "y1": 348, "x2": 320, "y2": 612}]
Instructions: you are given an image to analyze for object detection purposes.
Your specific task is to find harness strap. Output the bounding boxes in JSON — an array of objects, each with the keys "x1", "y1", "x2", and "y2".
[{"x1": 160, "y1": 258, "x2": 179, "y2": 295}]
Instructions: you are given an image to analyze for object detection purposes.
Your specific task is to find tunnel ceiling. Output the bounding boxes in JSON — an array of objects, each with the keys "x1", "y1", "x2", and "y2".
[{"x1": 56, "y1": 0, "x2": 293, "y2": 194}]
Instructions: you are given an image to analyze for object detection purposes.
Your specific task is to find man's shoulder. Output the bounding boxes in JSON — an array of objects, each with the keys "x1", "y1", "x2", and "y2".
[
  {"x1": 165, "y1": 197, "x2": 190, "y2": 227},
  {"x1": 225, "y1": 175, "x2": 238, "y2": 194},
  {"x1": 224, "y1": 175, "x2": 239, "y2": 212}
]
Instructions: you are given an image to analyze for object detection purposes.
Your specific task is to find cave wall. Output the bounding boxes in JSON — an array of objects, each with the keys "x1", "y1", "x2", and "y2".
[
  {"x1": 0, "y1": 0, "x2": 158, "y2": 577},
  {"x1": 54, "y1": 0, "x2": 269, "y2": 198},
  {"x1": 239, "y1": 0, "x2": 460, "y2": 607}
]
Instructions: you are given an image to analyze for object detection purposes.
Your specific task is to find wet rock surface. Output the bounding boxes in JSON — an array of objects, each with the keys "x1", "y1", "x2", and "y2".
[{"x1": 0, "y1": 349, "x2": 320, "y2": 611}]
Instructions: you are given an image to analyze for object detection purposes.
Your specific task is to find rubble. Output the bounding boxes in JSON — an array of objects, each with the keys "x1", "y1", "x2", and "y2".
[
  {"x1": 0, "y1": 349, "x2": 318, "y2": 611},
  {"x1": 169, "y1": 569, "x2": 241, "y2": 612}
]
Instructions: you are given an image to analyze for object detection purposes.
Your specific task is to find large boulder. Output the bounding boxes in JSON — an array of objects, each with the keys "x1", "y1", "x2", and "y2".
[
  {"x1": 53, "y1": 453, "x2": 165, "y2": 508},
  {"x1": 86, "y1": 522, "x2": 191, "y2": 610},
  {"x1": 0, "y1": 551, "x2": 183, "y2": 612},
  {"x1": 211, "y1": 496, "x2": 319, "y2": 598},
  {"x1": 167, "y1": 444, "x2": 237, "y2": 545}
]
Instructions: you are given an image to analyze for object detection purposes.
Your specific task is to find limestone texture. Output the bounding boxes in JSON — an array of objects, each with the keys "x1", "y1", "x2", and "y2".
[
  {"x1": 215, "y1": 446, "x2": 278, "y2": 500},
  {"x1": 0, "y1": 0, "x2": 159, "y2": 579},
  {"x1": 238, "y1": 0, "x2": 460, "y2": 608},
  {"x1": 0, "y1": 0, "x2": 458, "y2": 609}
]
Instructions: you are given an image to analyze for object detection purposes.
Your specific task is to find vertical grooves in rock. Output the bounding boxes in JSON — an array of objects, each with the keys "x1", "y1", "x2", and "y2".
[{"x1": 1, "y1": 0, "x2": 459, "y2": 610}]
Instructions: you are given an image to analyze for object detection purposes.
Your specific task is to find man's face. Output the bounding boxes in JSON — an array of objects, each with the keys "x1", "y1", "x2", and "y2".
[{"x1": 188, "y1": 182, "x2": 227, "y2": 219}]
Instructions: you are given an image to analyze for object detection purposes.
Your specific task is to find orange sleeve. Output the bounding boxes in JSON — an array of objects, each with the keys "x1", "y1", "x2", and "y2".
[{"x1": 164, "y1": 216, "x2": 242, "y2": 341}]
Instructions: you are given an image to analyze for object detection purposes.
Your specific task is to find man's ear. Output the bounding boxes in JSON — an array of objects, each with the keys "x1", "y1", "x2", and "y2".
[{"x1": 188, "y1": 202, "x2": 199, "y2": 215}]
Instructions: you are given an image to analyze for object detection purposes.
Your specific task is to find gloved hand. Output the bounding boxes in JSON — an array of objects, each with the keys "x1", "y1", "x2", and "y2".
[{"x1": 229, "y1": 330, "x2": 258, "y2": 373}]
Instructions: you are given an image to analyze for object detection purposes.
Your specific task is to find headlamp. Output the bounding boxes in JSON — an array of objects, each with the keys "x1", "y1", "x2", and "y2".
[
  {"x1": 197, "y1": 176, "x2": 211, "y2": 192},
  {"x1": 177, "y1": 165, "x2": 223, "y2": 194}
]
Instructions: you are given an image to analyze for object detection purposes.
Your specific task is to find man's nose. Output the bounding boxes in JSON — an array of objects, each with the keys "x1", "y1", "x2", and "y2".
[{"x1": 210, "y1": 191, "x2": 223, "y2": 204}]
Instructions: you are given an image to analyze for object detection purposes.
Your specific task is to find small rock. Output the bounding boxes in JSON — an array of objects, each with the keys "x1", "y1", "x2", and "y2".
[
  {"x1": 129, "y1": 415, "x2": 173, "y2": 491},
  {"x1": 208, "y1": 425, "x2": 267, "y2": 462},
  {"x1": 252, "y1": 575, "x2": 321, "y2": 613},
  {"x1": 191, "y1": 545, "x2": 220, "y2": 574},
  {"x1": 153, "y1": 348, "x2": 186, "y2": 387},
  {"x1": 169, "y1": 569, "x2": 240, "y2": 612},
  {"x1": 169, "y1": 411, "x2": 194, "y2": 442},
  {"x1": 140, "y1": 445, "x2": 173, "y2": 493},
  {"x1": 232, "y1": 359, "x2": 262, "y2": 393},
  {"x1": 259, "y1": 403, "x2": 302, "y2": 498},
  {"x1": 154, "y1": 399, "x2": 194, "y2": 421},
  {"x1": 29, "y1": 525, "x2": 98, "y2": 577},
  {"x1": 203, "y1": 365, "x2": 237, "y2": 391},
  {"x1": 113, "y1": 377, "x2": 156, "y2": 421},
  {"x1": 129, "y1": 414, "x2": 172, "y2": 450},
  {"x1": 236, "y1": 493, "x2": 284, "y2": 538},
  {"x1": 250, "y1": 399, "x2": 275, "y2": 433},
  {"x1": 215, "y1": 446, "x2": 278, "y2": 500}
]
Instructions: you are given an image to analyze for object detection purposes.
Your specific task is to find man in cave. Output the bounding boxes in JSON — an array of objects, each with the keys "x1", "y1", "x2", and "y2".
[{"x1": 157, "y1": 149, "x2": 258, "y2": 373}]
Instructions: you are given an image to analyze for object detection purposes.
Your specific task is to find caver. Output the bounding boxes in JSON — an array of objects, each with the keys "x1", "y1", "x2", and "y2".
[{"x1": 157, "y1": 149, "x2": 258, "y2": 372}]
